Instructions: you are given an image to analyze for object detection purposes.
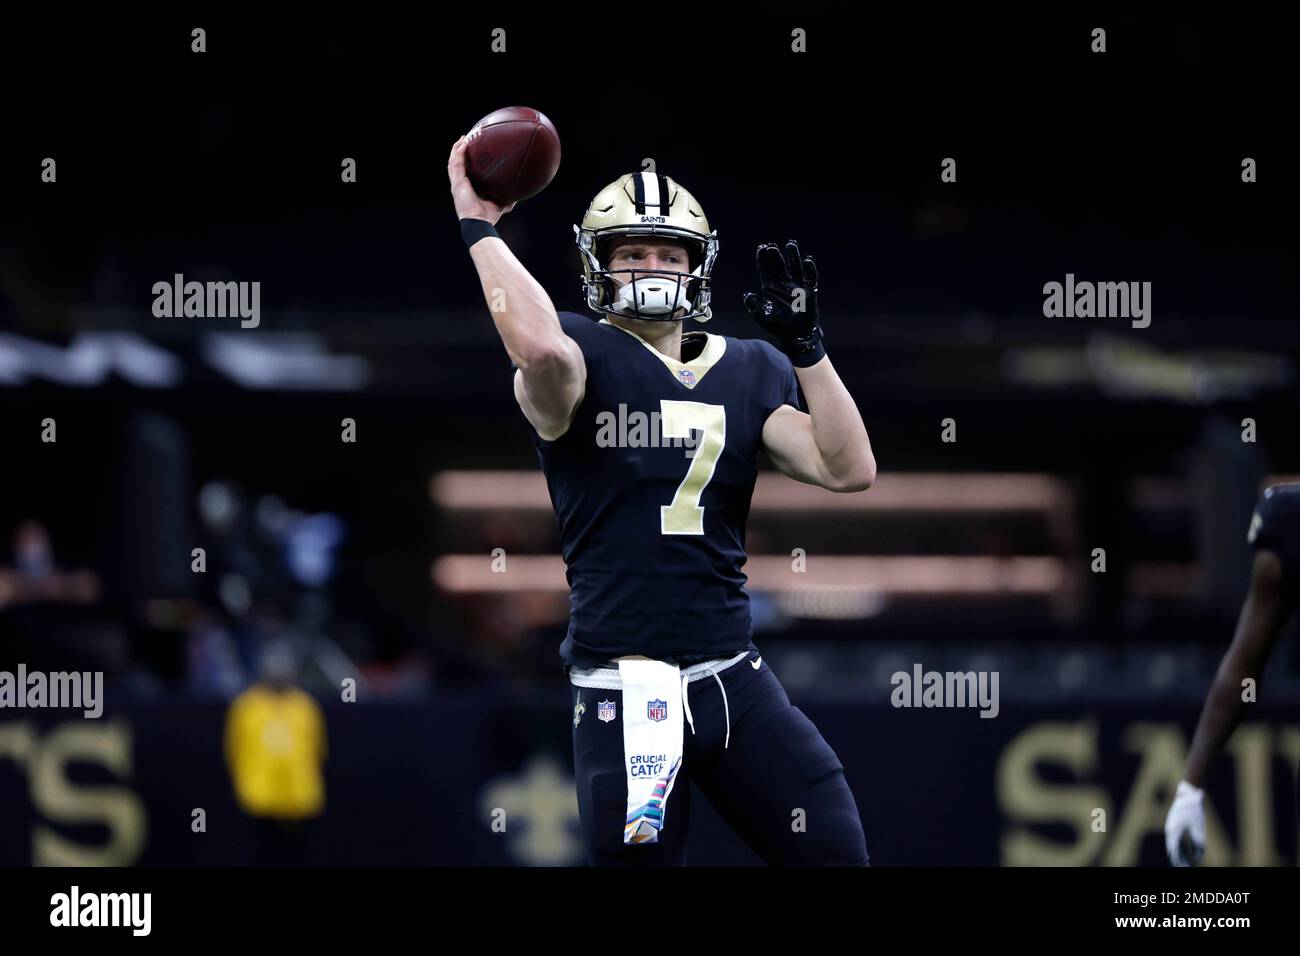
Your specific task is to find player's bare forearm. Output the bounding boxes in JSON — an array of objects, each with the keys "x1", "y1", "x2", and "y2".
[
  {"x1": 762, "y1": 356, "x2": 875, "y2": 492},
  {"x1": 1184, "y1": 649, "x2": 1257, "y2": 787},
  {"x1": 448, "y1": 132, "x2": 584, "y2": 434},
  {"x1": 448, "y1": 132, "x2": 575, "y2": 372},
  {"x1": 1183, "y1": 552, "x2": 1291, "y2": 786},
  {"x1": 796, "y1": 356, "x2": 875, "y2": 490},
  {"x1": 467, "y1": 238, "x2": 570, "y2": 369},
  {"x1": 467, "y1": 239, "x2": 585, "y2": 437}
]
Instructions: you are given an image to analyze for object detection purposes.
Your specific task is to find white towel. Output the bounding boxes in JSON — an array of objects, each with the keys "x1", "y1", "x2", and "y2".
[{"x1": 618, "y1": 659, "x2": 685, "y2": 845}]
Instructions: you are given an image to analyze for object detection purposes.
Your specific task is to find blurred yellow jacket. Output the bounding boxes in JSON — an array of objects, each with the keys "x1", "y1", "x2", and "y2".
[{"x1": 224, "y1": 684, "x2": 327, "y2": 819}]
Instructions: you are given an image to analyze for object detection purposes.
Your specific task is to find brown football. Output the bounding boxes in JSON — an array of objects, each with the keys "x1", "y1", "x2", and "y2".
[{"x1": 464, "y1": 106, "x2": 561, "y2": 206}]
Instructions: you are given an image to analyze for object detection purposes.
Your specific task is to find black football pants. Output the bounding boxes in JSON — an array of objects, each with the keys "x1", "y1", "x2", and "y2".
[{"x1": 569, "y1": 651, "x2": 870, "y2": 866}]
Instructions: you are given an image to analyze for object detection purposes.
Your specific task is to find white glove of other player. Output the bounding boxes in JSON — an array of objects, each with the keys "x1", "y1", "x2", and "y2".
[{"x1": 1165, "y1": 780, "x2": 1206, "y2": 866}]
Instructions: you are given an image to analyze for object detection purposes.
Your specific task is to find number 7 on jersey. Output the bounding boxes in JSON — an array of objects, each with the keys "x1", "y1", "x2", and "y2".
[{"x1": 659, "y1": 400, "x2": 727, "y2": 535}]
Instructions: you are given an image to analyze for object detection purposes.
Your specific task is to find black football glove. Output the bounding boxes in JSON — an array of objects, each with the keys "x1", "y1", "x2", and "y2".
[{"x1": 742, "y1": 240, "x2": 826, "y2": 367}]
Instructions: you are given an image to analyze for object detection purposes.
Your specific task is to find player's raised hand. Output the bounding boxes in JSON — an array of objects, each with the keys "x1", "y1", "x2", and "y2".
[
  {"x1": 448, "y1": 135, "x2": 516, "y2": 225},
  {"x1": 1164, "y1": 780, "x2": 1207, "y2": 866},
  {"x1": 742, "y1": 240, "x2": 826, "y2": 367}
]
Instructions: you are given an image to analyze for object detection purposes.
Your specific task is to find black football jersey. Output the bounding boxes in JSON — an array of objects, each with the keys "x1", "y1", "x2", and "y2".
[{"x1": 523, "y1": 311, "x2": 802, "y2": 668}]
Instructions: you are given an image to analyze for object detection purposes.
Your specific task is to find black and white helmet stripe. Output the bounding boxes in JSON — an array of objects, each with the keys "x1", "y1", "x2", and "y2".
[{"x1": 631, "y1": 172, "x2": 672, "y2": 215}]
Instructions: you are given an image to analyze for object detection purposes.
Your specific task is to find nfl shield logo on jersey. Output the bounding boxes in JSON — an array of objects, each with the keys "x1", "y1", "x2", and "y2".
[
  {"x1": 647, "y1": 699, "x2": 668, "y2": 722},
  {"x1": 677, "y1": 368, "x2": 696, "y2": 386},
  {"x1": 598, "y1": 699, "x2": 616, "y2": 723}
]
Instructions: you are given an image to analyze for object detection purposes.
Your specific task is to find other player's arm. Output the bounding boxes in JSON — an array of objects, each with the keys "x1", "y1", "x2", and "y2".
[
  {"x1": 746, "y1": 240, "x2": 875, "y2": 492},
  {"x1": 447, "y1": 135, "x2": 585, "y2": 439},
  {"x1": 1165, "y1": 547, "x2": 1294, "y2": 865},
  {"x1": 1183, "y1": 550, "x2": 1293, "y2": 788}
]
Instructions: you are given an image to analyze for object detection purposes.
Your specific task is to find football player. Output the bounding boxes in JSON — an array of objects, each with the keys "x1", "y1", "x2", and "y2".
[
  {"x1": 449, "y1": 137, "x2": 875, "y2": 865},
  {"x1": 1165, "y1": 483, "x2": 1300, "y2": 865}
]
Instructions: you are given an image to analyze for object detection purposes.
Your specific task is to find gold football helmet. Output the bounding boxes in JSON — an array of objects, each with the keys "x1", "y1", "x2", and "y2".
[{"x1": 573, "y1": 171, "x2": 718, "y2": 322}]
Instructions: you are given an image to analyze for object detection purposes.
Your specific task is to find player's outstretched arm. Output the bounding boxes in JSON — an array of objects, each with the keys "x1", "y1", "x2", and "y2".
[
  {"x1": 448, "y1": 135, "x2": 585, "y2": 439},
  {"x1": 761, "y1": 365, "x2": 875, "y2": 492},
  {"x1": 1165, "y1": 548, "x2": 1293, "y2": 865},
  {"x1": 747, "y1": 241, "x2": 875, "y2": 492}
]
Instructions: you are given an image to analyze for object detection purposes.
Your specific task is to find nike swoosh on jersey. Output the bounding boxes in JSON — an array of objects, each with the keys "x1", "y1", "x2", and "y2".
[{"x1": 751, "y1": 656, "x2": 762, "y2": 670}]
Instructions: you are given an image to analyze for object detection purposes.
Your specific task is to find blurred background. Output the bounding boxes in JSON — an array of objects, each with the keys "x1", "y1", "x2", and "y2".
[{"x1": 0, "y1": 8, "x2": 1297, "y2": 865}]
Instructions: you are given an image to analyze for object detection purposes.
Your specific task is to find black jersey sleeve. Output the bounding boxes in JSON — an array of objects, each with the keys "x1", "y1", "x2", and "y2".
[
  {"x1": 751, "y1": 338, "x2": 804, "y2": 418},
  {"x1": 1248, "y1": 484, "x2": 1300, "y2": 592}
]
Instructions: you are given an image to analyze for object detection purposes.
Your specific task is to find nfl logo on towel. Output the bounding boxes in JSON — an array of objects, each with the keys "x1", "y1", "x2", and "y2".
[
  {"x1": 598, "y1": 699, "x2": 616, "y2": 722},
  {"x1": 647, "y1": 699, "x2": 668, "y2": 722}
]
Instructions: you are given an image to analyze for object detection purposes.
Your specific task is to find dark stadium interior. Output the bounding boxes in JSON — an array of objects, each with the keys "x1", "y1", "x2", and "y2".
[{"x1": 0, "y1": 9, "x2": 1296, "y2": 866}]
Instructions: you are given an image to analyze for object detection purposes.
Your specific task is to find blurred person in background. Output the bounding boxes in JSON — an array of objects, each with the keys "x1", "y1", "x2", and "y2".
[
  {"x1": 224, "y1": 640, "x2": 328, "y2": 865},
  {"x1": 0, "y1": 519, "x2": 111, "y2": 675},
  {"x1": 0, "y1": 519, "x2": 100, "y2": 609}
]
